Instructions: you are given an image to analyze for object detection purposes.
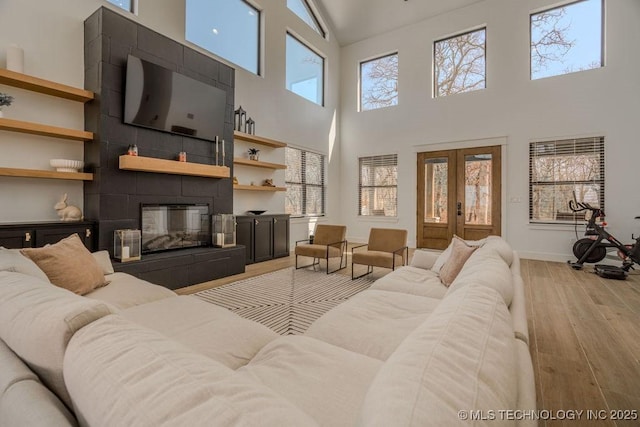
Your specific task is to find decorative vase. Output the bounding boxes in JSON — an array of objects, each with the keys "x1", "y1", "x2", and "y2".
[{"x1": 249, "y1": 153, "x2": 259, "y2": 161}]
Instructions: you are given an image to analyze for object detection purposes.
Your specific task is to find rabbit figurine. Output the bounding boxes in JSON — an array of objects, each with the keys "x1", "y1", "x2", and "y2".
[{"x1": 54, "y1": 193, "x2": 83, "y2": 222}]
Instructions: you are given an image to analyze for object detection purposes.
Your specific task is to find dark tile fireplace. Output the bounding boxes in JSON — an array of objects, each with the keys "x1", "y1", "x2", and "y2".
[{"x1": 83, "y1": 7, "x2": 244, "y2": 289}]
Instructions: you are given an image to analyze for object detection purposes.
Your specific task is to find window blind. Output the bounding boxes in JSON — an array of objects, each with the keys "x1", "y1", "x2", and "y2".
[
  {"x1": 358, "y1": 154, "x2": 398, "y2": 217},
  {"x1": 529, "y1": 137, "x2": 604, "y2": 222},
  {"x1": 285, "y1": 147, "x2": 325, "y2": 217}
]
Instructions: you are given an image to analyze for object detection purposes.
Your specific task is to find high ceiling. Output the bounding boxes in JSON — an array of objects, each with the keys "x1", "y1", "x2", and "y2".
[{"x1": 316, "y1": 0, "x2": 486, "y2": 46}]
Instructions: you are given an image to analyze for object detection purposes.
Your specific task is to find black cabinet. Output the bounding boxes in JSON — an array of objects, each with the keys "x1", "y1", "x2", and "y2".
[
  {"x1": 235, "y1": 217, "x2": 255, "y2": 264},
  {"x1": 273, "y1": 215, "x2": 290, "y2": 258},
  {"x1": 236, "y1": 214, "x2": 290, "y2": 264},
  {"x1": 254, "y1": 217, "x2": 274, "y2": 262},
  {"x1": 0, "y1": 221, "x2": 96, "y2": 250}
]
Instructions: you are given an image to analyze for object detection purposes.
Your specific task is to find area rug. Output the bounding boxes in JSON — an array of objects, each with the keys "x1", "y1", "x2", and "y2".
[{"x1": 192, "y1": 267, "x2": 375, "y2": 335}]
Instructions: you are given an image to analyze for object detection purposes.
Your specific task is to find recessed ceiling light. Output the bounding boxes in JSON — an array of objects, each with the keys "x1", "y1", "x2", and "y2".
[{"x1": 212, "y1": 28, "x2": 219, "y2": 35}]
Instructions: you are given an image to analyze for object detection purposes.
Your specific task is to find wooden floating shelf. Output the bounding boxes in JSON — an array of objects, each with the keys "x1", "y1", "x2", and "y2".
[
  {"x1": 0, "y1": 118, "x2": 93, "y2": 141},
  {"x1": 0, "y1": 167, "x2": 93, "y2": 181},
  {"x1": 234, "y1": 131, "x2": 287, "y2": 148},
  {"x1": 0, "y1": 69, "x2": 94, "y2": 103},
  {"x1": 233, "y1": 184, "x2": 286, "y2": 192},
  {"x1": 233, "y1": 157, "x2": 286, "y2": 170},
  {"x1": 119, "y1": 155, "x2": 230, "y2": 178}
]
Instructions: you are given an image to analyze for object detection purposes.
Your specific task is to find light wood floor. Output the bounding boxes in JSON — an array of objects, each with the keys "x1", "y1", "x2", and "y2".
[
  {"x1": 178, "y1": 254, "x2": 640, "y2": 426},
  {"x1": 521, "y1": 259, "x2": 640, "y2": 427}
]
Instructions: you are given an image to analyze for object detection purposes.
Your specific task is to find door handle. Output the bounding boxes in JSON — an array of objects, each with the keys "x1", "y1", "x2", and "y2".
[
  {"x1": 274, "y1": 218, "x2": 278, "y2": 224},
  {"x1": 85, "y1": 229, "x2": 92, "y2": 238},
  {"x1": 255, "y1": 219, "x2": 259, "y2": 225},
  {"x1": 25, "y1": 232, "x2": 31, "y2": 242},
  {"x1": 457, "y1": 202, "x2": 462, "y2": 216}
]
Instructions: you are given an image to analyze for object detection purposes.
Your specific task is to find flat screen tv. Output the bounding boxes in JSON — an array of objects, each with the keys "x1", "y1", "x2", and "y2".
[{"x1": 124, "y1": 55, "x2": 226, "y2": 142}]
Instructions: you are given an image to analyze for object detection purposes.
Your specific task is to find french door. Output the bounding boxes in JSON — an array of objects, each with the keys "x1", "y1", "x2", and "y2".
[{"x1": 417, "y1": 146, "x2": 501, "y2": 249}]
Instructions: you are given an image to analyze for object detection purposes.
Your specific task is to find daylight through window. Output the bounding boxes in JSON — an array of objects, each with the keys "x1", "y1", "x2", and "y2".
[
  {"x1": 360, "y1": 53, "x2": 398, "y2": 111},
  {"x1": 287, "y1": 0, "x2": 326, "y2": 38},
  {"x1": 358, "y1": 154, "x2": 398, "y2": 217},
  {"x1": 107, "y1": 0, "x2": 133, "y2": 12},
  {"x1": 186, "y1": 0, "x2": 260, "y2": 75},
  {"x1": 434, "y1": 28, "x2": 486, "y2": 97},
  {"x1": 530, "y1": 0, "x2": 603, "y2": 80},
  {"x1": 286, "y1": 33, "x2": 324, "y2": 105},
  {"x1": 286, "y1": 147, "x2": 326, "y2": 217},
  {"x1": 529, "y1": 137, "x2": 604, "y2": 223}
]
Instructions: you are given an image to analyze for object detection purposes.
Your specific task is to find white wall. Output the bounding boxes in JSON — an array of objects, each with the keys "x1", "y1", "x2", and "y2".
[
  {"x1": 0, "y1": 0, "x2": 341, "y2": 248},
  {"x1": 339, "y1": 0, "x2": 640, "y2": 260}
]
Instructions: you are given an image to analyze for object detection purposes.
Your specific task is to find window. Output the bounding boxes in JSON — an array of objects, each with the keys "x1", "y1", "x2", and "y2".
[
  {"x1": 107, "y1": 0, "x2": 134, "y2": 12},
  {"x1": 358, "y1": 154, "x2": 398, "y2": 217},
  {"x1": 186, "y1": 0, "x2": 260, "y2": 75},
  {"x1": 287, "y1": 0, "x2": 326, "y2": 38},
  {"x1": 529, "y1": 137, "x2": 604, "y2": 223},
  {"x1": 286, "y1": 33, "x2": 324, "y2": 105},
  {"x1": 360, "y1": 53, "x2": 398, "y2": 111},
  {"x1": 285, "y1": 147, "x2": 326, "y2": 217},
  {"x1": 530, "y1": 0, "x2": 603, "y2": 80},
  {"x1": 434, "y1": 28, "x2": 486, "y2": 97}
]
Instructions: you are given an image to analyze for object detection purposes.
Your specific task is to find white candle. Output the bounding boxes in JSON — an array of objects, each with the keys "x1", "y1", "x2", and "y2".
[
  {"x1": 214, "y1": 136, "x2": 219, "y2": 165},
  {"x1": 222, "y1": 139, "x2": 225, "y2": 161},
  {"x1": 122, "y1": 246, "x2": 130, "y2": 259},
  {"x1": 6, "y1": 44, "x2": 24, "y2": 73}
]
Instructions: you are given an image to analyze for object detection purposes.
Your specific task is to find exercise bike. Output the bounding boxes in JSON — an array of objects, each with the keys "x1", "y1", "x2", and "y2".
[{"x1": 567, "y1": 200, "x2": 640, "y2": 279}]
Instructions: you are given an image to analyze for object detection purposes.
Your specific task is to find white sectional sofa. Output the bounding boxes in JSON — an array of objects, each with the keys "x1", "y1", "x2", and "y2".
[{"x1": 0, "y1": 236, "x2": 536, "y2": 426}]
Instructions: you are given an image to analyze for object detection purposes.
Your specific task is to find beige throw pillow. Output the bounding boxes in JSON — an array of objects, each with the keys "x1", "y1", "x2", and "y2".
[
  {"x1": 20, "y1": 234, "x2": 107, "y2": 295},
  {"x1": 439, "y1": 236, "x2": 478, "y2": 286}
]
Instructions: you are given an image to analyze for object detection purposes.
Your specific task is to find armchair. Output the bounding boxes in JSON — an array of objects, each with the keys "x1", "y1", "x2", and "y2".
[
  {"x1": 295, "y1": 224, "x2": 347, "y2": 274},
  {"x1": 351, "y1": 228, "x2": 408, "y2": 279}
]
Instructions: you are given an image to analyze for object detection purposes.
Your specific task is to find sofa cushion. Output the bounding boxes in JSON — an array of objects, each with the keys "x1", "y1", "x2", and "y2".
[
  {"x1": 409, "y1": 249, "x2": 440, "y2": 270},
  {"x1": 358, "y1": 284, "x2": 517, "y2": 427},
  {"x1": 482, "y1": 236, "x2": 514, "y2": 266},
  {"x1": 305, "y1": 289, "x2": 440, "y2": 360},
  {"x1": 91, "y1": 250, "x2": 115, "y2": 275},
  {"x1": 84, "y1": 272, "x2": 175, "y2": 310},
  {"x1": 431, "y1": 235, "x2": 488, "y2": 273},
  {"x1": 20, "y1": 234, "x2": 107, "y2": 295},
  {"x1": 0, "y1": 380, "x2": 77, "y2": 427},
  {"x1": 238, "y1": 335, "x2": 382, "y2": 426},
  {"x1": 439, "y1": 236, "x2": 478, "y2": 286},
  {"x1": 0, "y1": 247, "x2": 50, "y2": 282},
  {"x1": 370, "y1": 266, "x2": 447, "y2": 299},
  {"x1": 0, "y1": 271, "x2": 114, "y2": 408},
  {"x1": 446, "y1": 245, "x2": 514, "y2": 306},
  {"x1": 64, "y1": 315, "x2": 319, "y2": 427},
  {"x1": 121, "y1": 296, "x2": 278, "y2": 369},
  {"x1": 0, "y1": 338, "x2": 38, "y2": 397}
]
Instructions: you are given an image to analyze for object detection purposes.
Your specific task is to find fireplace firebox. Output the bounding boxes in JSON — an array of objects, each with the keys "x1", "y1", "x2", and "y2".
[{"x1": 141, "y1": 204, "x2": 210, "y2": 253}]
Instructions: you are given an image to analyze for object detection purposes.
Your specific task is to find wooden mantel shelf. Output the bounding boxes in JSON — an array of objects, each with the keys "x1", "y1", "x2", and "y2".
[
  {"x1": 119, "y1": 155, "x2": 230, "y2": 178},
  {"x1": 234, "y1": 131, "x2": 287, "y2": 148},
  {"x1": 233, "y1": 157, "x2": 286, "y2": 170},
  {"x1": 0, "y1": 118, "x2": 94, "y2": 141},
  {"x1": 0, "y1": 167, "x2": 93, "y2": 181},
  {"x1": 233, "y1": 184, "x2": 286, "y2": 192},
  {"x1": 0, "y1": 68, "x2": 94, "y2": 103}
]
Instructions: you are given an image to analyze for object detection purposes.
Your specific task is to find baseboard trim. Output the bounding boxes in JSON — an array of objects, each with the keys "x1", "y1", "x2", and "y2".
[{"x1": 518, "y1": 251, "x2": 573, "y2": 262}]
